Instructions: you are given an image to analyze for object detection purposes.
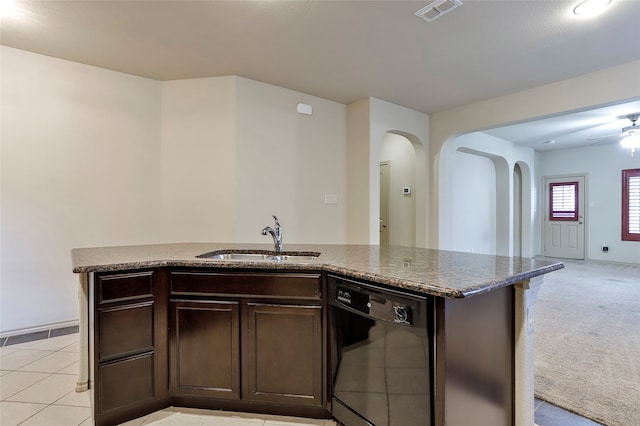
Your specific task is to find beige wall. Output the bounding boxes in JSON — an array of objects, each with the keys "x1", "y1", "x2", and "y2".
[
  {"x1": 161, "y1": 76, "x2": 347, "y2": 246},
  {"x1": 346, "y1": 98, "x2": 371, "y2": 244},
  {"x1": 430, "y1": 60, "x2": 640, "y2": 249},
  {"x1": 235, "y1": 77, "x2": 347, "y2": 244},
  {"x1": 160, "y1": 76, "x2": 237, "y2": 242},
  {"x1": 1, "y1": 46, "x2": 162, "y2": 333},
  {"x1": 0, "y1": 49, "x2": 349, "y2": 334}
]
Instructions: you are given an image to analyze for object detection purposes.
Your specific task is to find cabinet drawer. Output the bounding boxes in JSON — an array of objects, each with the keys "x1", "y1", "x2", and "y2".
[
  {"x1": 99, "y1": 302, "x2": 153, "y2": 361},
  {"x1": 171, "y1": 272, "x2": 322, "y2": 300},
  {"x1": 98, "y1": 271, "x2": 153, "y2": 304},
  {"x1": 98, "y1": 353, "x2": 155, "y2": 413}
]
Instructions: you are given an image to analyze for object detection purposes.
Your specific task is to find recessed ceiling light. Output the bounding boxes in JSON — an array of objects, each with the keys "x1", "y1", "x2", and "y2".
[{"x1": 573, "y1": 0, "x2": 612, "y2": 17}]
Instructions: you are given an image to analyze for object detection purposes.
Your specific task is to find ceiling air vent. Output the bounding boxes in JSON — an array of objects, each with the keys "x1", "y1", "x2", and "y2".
[{"x1": 414, "y1": 0, "x2": 462, "y2": 23}]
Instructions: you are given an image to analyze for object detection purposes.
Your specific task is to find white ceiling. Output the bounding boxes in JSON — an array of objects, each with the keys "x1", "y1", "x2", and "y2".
[
  {"x1": 2, "y1": 0, "x2": 640, "y2": 151},
  {"x1": 484, "y1": 98, "x2": 640, "y2": 151}
]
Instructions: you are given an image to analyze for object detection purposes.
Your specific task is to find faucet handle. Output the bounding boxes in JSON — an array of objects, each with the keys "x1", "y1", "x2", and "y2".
[{"x1": 272, "y1": 215, "x2": 280, "y2": 230}]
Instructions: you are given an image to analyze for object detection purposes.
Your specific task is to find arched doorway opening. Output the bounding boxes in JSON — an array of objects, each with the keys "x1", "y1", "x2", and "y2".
[
  {"x1": 513, "y1": 163, "x2": 523, "y2": 257},
  {"x1": 379, "y1": 132, "x2": 417, "y2": 246},
  {"x1": 438, "y1": 132, "x2": 534, "y2": 257}
]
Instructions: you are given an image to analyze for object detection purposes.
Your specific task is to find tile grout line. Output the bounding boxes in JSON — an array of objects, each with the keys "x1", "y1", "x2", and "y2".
[
  {"x1": 1, "y1": 339, "x2": 80, "y2": 407},
  {"x1": 7, "y1": 367, "x2": 91, "y2": 426},
  {"x1": 15, "y1": 403, "x2": 49, "y2": 426},
  {"x1": 3, "y1": 350, "x2": 56, "y2": 377},
  {"x1": 2, "y1": 372, "x2": 55, "y2": 401}
]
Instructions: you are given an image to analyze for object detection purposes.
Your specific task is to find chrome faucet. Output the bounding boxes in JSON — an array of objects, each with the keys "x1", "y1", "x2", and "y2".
[{"x1": 261, "y1": 215, "x2": 283, "y2": 252}]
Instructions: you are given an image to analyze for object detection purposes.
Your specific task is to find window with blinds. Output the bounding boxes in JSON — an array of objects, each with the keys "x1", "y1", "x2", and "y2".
[
  {"x1": 623, "y1": 169, "x2": 640, "y2": 242},
  {"x1": 549, "y1": 182, "x2": 579, "y2": 221}
]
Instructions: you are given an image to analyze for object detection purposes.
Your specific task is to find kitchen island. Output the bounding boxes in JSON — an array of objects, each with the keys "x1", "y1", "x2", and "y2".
[{"x1": 72, "y1": 243, "x2": 563, "y2": 426}]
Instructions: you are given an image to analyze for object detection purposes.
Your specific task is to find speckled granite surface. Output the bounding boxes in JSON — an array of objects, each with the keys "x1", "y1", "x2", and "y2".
[{"x1": 71, "y1": 243, "x2": 564, "y2": 298}]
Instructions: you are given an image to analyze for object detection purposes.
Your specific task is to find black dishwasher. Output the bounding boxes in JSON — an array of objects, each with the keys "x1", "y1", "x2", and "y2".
[{"x1": 329, "y1": 274, "x2": 434, "y2": 426}]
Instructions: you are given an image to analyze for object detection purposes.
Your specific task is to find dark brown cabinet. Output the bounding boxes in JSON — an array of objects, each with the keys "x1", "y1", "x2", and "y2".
[
  {"x1": 92, "y1": 269, "x2": 169, "y2": 426},
  {"x1": 90, "y1": 268, "x2": 328, "y2": 425},
  {"x1": 245, "y1": 303, "x2": 323, "y2": 406},
  {"x1": 170, "y1": 300, "x2": 240, "y2": 399},
  {"x1": 169, "y1": 270, "x2": 326, "y2": 412}
]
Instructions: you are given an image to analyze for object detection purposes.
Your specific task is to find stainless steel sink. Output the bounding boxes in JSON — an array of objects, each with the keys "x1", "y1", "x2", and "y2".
[
  {"x1": 197, "y1": 250, "x2": 320, "y2": 262},
  {"x1": 208, "y1": 253, "x2": 271, "y2": 260},
  {"x1": 268, "y1": 254, "x2": 320, "y2": 262}
]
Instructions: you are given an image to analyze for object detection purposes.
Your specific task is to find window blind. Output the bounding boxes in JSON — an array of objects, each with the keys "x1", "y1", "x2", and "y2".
[
  {"x1": 623, "y1": 169, "x2": 640, "y2": 241},
  {"x1": 550, "y1": 182, "x2": 578, "y2": 221},
  {"x1": 628, "y1": 176, "x2": 640, "y2": 235}
]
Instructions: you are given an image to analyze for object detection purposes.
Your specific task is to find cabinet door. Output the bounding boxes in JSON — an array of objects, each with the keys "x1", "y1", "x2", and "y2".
[
  {"x1": 170, "y1": 300, "x2": 240, "y2": 399},
  {"x1": 245, "y1": 303, "x2": 323, "y2": 407}
]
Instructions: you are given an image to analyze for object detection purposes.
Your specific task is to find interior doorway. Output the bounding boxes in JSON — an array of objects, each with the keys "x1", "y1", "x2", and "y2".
[
  {"x1": 513, "y1": 163, "x2": 523, "y2": 257},
  {"x1": 379, "y1": 161, "x2": 390, "y2": 246},
  {"x1": 379, "y1": 133, "x2": 416, "y2": 247}
]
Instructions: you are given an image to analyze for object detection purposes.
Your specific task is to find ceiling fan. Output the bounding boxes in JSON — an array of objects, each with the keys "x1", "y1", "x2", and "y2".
[{"x1": 588, "y1": 113, "x2": 640, "y2": 146}]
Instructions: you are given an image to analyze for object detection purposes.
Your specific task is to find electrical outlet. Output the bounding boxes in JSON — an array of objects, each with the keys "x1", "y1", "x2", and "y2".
[{"x1": 601, "y1": 244, "x2": 609, "y2": 253}]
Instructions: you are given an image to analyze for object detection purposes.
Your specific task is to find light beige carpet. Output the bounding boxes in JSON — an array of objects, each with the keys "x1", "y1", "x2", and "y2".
[{"x1": 534, "y1": 259, "x2": 640, "y2": 426}]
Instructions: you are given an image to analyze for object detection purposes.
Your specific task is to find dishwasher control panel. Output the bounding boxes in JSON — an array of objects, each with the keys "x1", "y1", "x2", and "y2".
[{"x1": 331, "y1": 276, "x2": 422, "y2": 326}]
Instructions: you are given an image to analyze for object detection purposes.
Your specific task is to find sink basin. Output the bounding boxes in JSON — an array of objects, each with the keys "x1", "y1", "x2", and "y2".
[
  {"x1": 208, "y1": 253, "x2": 272, "y2": 261},
  {"x1": 268, "y1": 254, "x2": 320, "y2": 262},
  {"x1": 197, "y1": 250, "x2": 320, "y2": 262}
]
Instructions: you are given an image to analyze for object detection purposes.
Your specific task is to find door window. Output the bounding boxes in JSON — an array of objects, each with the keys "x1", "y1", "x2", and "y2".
[{"x1": 549, "y1": 182, "x2": 579, "y2": 221}]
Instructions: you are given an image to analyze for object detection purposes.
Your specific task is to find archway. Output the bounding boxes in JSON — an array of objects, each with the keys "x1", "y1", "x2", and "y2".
[
  {"x1": 439, "y1": 132, "x2": 535, "y2": 256},
  {"x1": 513, "y1": 163, "x2": 523, "y2": 257},
  {"x1": 379, "y1": 132, "x2": 417, "y2": 246}
]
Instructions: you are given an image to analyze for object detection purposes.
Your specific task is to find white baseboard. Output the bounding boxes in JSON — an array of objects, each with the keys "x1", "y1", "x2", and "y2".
[{"x1": 0, "y1": 319, "x2": 79, "y2": 339}]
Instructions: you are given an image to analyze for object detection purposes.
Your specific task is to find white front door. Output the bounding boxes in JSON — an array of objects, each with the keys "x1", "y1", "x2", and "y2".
[{"x1": 543, "y1": 175, "x2": 586, "y2": 259}]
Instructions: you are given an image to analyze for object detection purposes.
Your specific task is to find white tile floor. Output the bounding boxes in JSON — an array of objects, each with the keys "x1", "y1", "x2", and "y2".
[
  {"x1": 0, "y1": 333, "x2": 336, "y2": 426},
  {"x1": 0, "y1": 333, "x2": 91, "y2": 426},
  {"x1": 1, "y1": 331, "x2": 597, "y2": 425},
  {"x1": 120, "y1": 408, "x2": 336, "y2": 426}
]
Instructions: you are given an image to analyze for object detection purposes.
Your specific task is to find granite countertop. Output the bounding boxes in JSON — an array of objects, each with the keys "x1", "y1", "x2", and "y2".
[{"x1": 71, "y1": 243, "x2": 564, "y2": 298}]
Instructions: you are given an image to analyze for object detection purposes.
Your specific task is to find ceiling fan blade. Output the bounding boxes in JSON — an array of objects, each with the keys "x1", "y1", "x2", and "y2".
[
  {"x1": 589, "y1": 135, "x2": 622, "y2": 146},
  {"x1": 587, "y1": 133, "x2": 619, "y2": 141}
]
